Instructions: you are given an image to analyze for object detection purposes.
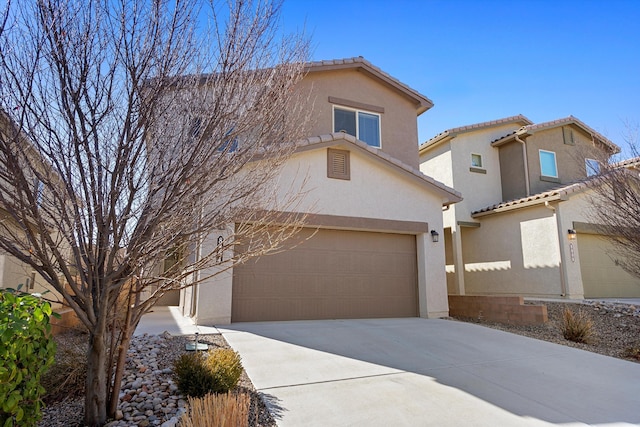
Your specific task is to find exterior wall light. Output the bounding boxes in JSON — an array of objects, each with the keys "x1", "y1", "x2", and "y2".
[
  {"x1": 567, "y1": 229, "x2": 577, "y2": 240},
  {"x1": 431, "y1": 230, "x2": 439, "y2": 243}
]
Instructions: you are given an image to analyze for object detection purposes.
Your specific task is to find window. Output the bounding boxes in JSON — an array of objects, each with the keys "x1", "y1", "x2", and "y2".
[
  {"x1": 34, "y1": 178, "x2": 43, "y2": 206},
  {"x1": 333, "y1": 106, "x2": 381, "y2": 148},
  {"x1": 586, "y1": 158, "x2": 600, "y2": 177},
  {"x1": 471, "y1": 154, "x2": 483, "y2": 168},
  {"x1": 539, "y1": 150, "x2": 558, "y2": 178}
]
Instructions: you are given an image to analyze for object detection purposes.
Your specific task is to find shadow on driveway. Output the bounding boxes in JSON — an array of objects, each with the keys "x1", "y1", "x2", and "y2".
[{"x1": 219, "y1": 318, "x2": 640, "y2": 427}]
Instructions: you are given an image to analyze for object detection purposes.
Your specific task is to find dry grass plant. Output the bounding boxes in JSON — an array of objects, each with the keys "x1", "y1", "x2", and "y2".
[
  {"x1": 180, "y1": 392, "x2": 250, "y2": 427},
  {"x1": 560, "y1": 307, "x2": 594, "y2": 343},
  {"x1": 41, "y1": 332, "x2": 87, "y2": 403},
  {"x1": 623, "y1": 345, "x2": 640, "y2": 361}
]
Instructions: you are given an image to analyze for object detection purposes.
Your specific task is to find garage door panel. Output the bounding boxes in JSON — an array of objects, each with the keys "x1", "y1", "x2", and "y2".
[
  {"x1": 232, "y1": 229, "x2": 418, "y2": 322},
  {"x1": 578, "y1": 233, "x2": 640, "y2": 298}
]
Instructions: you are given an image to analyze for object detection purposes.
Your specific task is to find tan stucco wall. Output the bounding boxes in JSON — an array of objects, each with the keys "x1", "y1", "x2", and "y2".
[
  {"x1": 421, "y1": 123, "x2": 521, "y2": 225},
  {"x1": 463, "y1": 206, "x2": 565, "y2": 297},
  {"x1": 296, "y1": 69, "x2": 421, "y2": 168},
  {"x1": 419, "y1": 141, "x2": 456, "y2": 228},
  {"x1": 275, "y1": 146, "x2": 442, "y2": 223},
  {"x1": 444, "y1": 227, "x2": 456, "y2": 293},
  {"x1": 498, "y1": 141, "x2": 527, "y2": 201},
  {"x1": 525, "y1": 126, "x2": 605, "y2": 195}
]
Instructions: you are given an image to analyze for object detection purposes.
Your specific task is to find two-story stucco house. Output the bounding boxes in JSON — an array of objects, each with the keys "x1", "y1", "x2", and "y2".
[
  {"x1": 0, "y1": 111, "x2": 64, "y2": 305},
  {"x1": 420, "y1": 115, "x2": 640, "y2": 299},
  {"x1": 182, "y1": 57, "x2": 462, "y2": 324}
]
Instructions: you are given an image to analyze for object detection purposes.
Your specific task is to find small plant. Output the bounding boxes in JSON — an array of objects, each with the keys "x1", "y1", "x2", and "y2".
[
  {"x1": 205, "y1": 349, "x2": 244, "y2": 394},
  {"x1": 0, "y1": 288, "x2": 57, "y2": 426},
  {"x1": 173, "y1": 349, "x2": 243, "y2": 398},
  {"x1": 180, "y1": 392, "x2": 250, "y2": 427},
  {"x1": 41, "y1": 331, "x2": 87, "y2": 404},
  {"x1": 560, "y1": 307, "x2": 593, "y2": 343},
  {"x1": 622, "y1": 345, "x2": 640, "y2": 361}
]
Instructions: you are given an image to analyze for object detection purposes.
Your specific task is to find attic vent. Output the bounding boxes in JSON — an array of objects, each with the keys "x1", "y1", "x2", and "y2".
[
  {"x1": 327, "y1": 148, "x2": 350, "y2": 180},
  {"x1": 563, "y1": 127, "x2": 575, "y2": 145}
]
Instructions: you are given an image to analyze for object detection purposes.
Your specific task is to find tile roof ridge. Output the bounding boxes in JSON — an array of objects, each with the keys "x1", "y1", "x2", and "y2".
[{"x1": 421, "y1": 114, "x2": 532, "y2": 149}]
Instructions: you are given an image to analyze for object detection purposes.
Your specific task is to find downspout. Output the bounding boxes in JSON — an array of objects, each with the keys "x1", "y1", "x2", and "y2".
[
  {"x1": 515, "y1": 135, "x2": 531, "y2": 197},
  {"x1": 544, "y1": 201, "x2": 567, "y2": 297}
]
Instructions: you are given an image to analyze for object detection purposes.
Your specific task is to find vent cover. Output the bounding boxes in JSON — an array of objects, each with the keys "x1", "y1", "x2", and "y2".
[{"x1": 327, "y1": 148, "x2": 350, "y2": 180}]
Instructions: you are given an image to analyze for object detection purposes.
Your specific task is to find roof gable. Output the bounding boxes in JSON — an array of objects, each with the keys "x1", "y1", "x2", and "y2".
[
  {"x1": 296, "y1": 132, "x2": 462, "y2": 206},
  {"x1": 419, "y1": 115, "x2": 532, "y2": 153},
  {"x1": 306, "y1": 57, "x2": 433, "y2": 115},
  {"x1": 491, "y1": 116, "x2": 620, "y2": 153}
]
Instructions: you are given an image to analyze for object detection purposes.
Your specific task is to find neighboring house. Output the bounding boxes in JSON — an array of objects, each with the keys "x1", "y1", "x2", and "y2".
[
  {"x1": 0, "y1": 111, "x2": 62, "y2": 305},
  {"x1": 182, "y1": 57, "x2": 462, "y2": 324},
  {"x1": 420, "y1": 115, "x2": 640, "y2": 299}
]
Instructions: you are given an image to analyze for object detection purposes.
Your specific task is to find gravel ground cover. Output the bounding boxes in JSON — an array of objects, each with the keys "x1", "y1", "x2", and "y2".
[
  {"x1": 39, "y1": 332, "x2": 276, "y2": 427},
  {"x1": 452, "y1": 300, "x2": 640, "y2": 363}
]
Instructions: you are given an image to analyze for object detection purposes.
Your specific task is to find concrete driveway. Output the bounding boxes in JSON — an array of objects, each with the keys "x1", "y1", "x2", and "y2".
[{"x1": 218, "y1": 318, "x2": 640, "y2": 427}]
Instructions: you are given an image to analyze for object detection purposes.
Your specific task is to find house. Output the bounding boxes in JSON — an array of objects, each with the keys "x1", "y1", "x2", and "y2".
[
  {"x1": 0, "y1": 111, "x2": 63, "y2": 305},
  {"x1": 181, "y1": 57, "x2": 462, "y2": 324},
  {"x1": 420, "y1": 115, "x2": 640, "y2": 299}
]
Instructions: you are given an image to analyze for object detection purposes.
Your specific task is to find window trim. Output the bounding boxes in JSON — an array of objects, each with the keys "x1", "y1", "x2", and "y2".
[
  {"x1": 332, "y1": 105, "x2": 382, "y2": 148},
  {"x1": 539, "y1": 149, "x2": 558, "y2": 178},
  {"x1": 470, "y1": 153, "x2": 483, "y2": 168}
]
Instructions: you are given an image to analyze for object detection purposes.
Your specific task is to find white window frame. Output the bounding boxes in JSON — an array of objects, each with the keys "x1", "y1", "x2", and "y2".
[
  {"x1": 539, "y1": 149, "x2": 558, "y2": 178},
  {"x1": 471, "y1": 153, "x2": 483, "y2": 168},
  {"x1": 585, "y1": 158, "x2": 599, "y2": 177},
  {"x1": 333, "y1": 105, "x2": 381, "y2": 148}
]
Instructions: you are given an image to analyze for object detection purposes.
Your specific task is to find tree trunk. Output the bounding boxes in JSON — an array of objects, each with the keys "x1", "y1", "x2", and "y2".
[
  {"x1": 108, "y1": 296, "x2": 136, "y2": 418},
  {"x1": 85, "y1": 329, "x2": 109, "y2": 426}
]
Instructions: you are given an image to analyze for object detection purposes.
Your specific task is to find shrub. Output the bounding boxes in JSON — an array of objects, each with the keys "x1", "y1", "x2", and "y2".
[
  {"x1": 173, "y1": 352, "x2": 215, "y2": 398},
  {"x1": 180, "y1": 392, "x2": 250, "y2": 427},
  {"x1": 0, "y1": 289, "x2": 57, "y2": 426},
  {"x1": 205, "y1": 349, "x2": 243, "y2": 394},
  {"x1": 560, "y1": 307, "x2": 593, "y2": 343},
  {"x1": 173, "y1": 349, "x2": 243, "y2": 398}
]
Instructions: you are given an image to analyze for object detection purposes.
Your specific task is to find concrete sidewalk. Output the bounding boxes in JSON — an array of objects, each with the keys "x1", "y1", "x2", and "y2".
[
  {"x1": 219, "y1": 318, "x2": 640, "y2": 427},
  {"x1": 134, "y1": 306, "x2": 219, "y2": 336}
]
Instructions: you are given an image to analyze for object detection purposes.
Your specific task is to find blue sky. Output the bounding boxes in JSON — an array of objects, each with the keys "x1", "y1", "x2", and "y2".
[{"x1": 280, "y1": 0, "x2": 640, "y2": 154}]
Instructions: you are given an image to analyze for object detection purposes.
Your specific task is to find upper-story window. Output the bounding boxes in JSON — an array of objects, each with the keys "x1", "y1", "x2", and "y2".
[
  {"x1": 333, "y1": 106, "x2": 381, "y2": 148},
  {"x1": 471, "y1": 153, "x2": 483, "y2": 168},
  {"x1": 469, "y1": 153, "x2": 486, "y2": 174},
  {"x1": 539, "y1": 150, "x2": 558, "y2": 178},
  {"x1": 586, "y1": 158, "x2": 600, "y2": 177}
]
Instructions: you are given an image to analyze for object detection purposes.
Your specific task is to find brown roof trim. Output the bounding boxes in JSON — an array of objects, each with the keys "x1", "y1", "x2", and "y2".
[
  {"x1": 419, "y1": 115, "x2": 532, "y2": 153},
  {"x1": 306, "y1": 57, "x2": 434, "y2": 115},
  {"x1": 296, "y1": 132, "x2": 462, "y2": 206},
  {"x1": 492, "y1": 116, "x2": 620, "y2": 153}
]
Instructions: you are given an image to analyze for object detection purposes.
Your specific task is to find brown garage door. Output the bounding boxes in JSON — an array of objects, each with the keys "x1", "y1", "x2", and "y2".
[
  {"x1": 578, "y1": 233, "x2": 640, "y2": 298},
  {"x1": 232, "y1": 228, "x2": 418, "y2": 322}
]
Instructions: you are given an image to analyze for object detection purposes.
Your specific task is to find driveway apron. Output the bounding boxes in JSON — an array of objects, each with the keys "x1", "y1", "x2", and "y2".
[{"x1": 218, "y1": 318, "x2": 640, "y2": 427}]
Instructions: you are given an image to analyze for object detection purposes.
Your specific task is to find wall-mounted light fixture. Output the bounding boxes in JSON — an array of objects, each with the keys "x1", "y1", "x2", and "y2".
[
  {"x1": 567, "y1": 229, "x2": 577, "y2": 240},
  {"x1": 431, "y1": 230, "x2": 439, "y2": 243}
]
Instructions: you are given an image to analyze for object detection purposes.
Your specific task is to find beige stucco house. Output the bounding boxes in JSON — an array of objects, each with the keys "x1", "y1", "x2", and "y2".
[
  {"x1": 0, "y1": 111, "x2": 62, "y2": 304},
  {"x1": 420, "y1": 115, "x2": 640, "y2": 299},
  {"x1": 182, "y1": 57, "x2": 462, "y2": 324}
]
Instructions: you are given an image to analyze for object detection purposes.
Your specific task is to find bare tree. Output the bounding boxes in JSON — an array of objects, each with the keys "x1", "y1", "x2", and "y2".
[
  {"x1": 0, "y1": 0, "x2": 310, "y2": 425},
  {"x1": 587, "y1": 121, "x2": 640, "y2": 279}
]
